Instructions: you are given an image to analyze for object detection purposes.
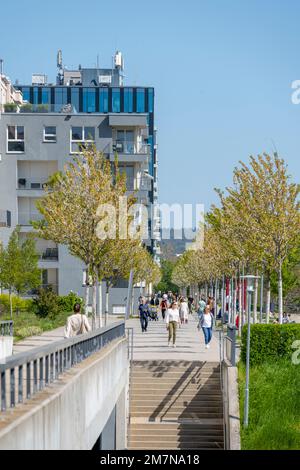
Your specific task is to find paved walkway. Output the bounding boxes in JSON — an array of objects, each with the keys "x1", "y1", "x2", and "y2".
[
  {"x1": 125, "y1": 314, "x2": 220, "y2": 361},
  {"x1": 12, "y1": 315, "x2": 121, "y2": 354}
]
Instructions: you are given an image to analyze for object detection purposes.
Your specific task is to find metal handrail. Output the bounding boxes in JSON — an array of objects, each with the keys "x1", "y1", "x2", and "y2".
[
  {"x1": 216, "y1": 326, "x2": 226, "y2": 450},
  {"x1": 0, "y1": 321, "x2": 14, "y2": 337},
  {"x1": 0, "y1": 321, "x2": 125, "y2": 412}
]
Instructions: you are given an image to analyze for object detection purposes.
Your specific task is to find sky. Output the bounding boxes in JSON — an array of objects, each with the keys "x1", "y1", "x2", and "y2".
[{"x1": 1, "y1": 0, "x2": 300, "y2": 215}]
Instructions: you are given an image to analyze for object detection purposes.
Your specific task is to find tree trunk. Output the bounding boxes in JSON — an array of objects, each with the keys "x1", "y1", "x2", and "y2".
[
  {"x1": 253, "y1": 272, "x2": 258, "y2": 324},
  {"x1": 278, "y1": 261, "x2": 283, "y2": 324},
  {"x1": 266, "y1": 277, "x2": 271, "y2": 324},
  {"x1": 238, "y1": 275, "x2": 242, "y2": 336},
  {"x1": 98, "y1": 279, "x2": 103, "y2": 328},
  {"x1": 85, "y1": 284, "x2": 90, "y2": 317},
  {"x1": 105, "y1": 281, "x2": 109, "y2": 326},
  {"x1": 9, "y1": 289, "x2": 13, "y2": 320},
  {"x1": 92, "y1": 279, "x2": 97, "y2": 330}
]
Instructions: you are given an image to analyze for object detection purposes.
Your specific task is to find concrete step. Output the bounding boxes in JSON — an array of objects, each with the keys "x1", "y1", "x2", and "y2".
[
  {"x1": 129, "y1": 423, "x2": 224, "y2": 431},
  {"x1": 130, "y1": 411, "x2": 223, "y2": 419},
  {"x1": 131, "y1": 384, "x2": 221, "y2": 391},
  {"x1": 129, "y1": 435, "x2": 224, "y2": 444},
  {"x1": 129, "y1": 430, "x2": 224, "y2": 438},
  {"x1": 131, "y1": 392, "x2": 222, "y2": 399},
  {"x1": 128, "y1": 442, "x2": 224, "y2": 450}
]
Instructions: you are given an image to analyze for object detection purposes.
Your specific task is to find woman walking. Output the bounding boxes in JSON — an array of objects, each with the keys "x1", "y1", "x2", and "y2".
[
  {"x1": 179, "y1": 297, "x2": 189, "y2": 325},
  {"x1": 165, "y1": 301, "x2": 180, "y2": 347},
  {"x1": 198, "y1": 304, "x2": 214, "y2": 349}
]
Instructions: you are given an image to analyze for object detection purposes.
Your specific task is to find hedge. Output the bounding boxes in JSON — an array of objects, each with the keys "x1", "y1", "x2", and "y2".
[{"x1": 241, "y1": 323, "x2": 300, "y2": 365}]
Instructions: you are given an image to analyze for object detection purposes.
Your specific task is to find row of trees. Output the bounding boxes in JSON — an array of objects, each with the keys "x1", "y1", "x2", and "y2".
[
  {"x1": 0, "y1": 228, "x2": 41, "y2": 317},
  {"x1": 34, "y1": 146, "x2": 161, "y2": 326},
  {"x1": 172, "y1": 153, "x2": 300, "y2": 326}
]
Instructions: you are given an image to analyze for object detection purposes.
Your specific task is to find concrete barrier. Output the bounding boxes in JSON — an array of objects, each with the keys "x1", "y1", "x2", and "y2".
[
  {"x1": 222, "y1": 359, "x2": 241, "y2": 450},
  {"x1": 0, "y1": 336, "x2": 13, "y2": 360},
  {"x1": 0, "y1": 336, "x2": 129, "y2": 449}
]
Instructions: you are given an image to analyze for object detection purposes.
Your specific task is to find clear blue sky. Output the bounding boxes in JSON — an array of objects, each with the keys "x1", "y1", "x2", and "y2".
[{"x1": 1, "y1": 0, "x2": 300, "y2": 213}]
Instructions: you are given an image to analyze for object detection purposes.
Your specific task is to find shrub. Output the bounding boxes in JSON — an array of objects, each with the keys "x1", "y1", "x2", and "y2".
[
  {"x1": 4, "y1": 103, "x2": 17, "y2": 112},
  {"x1": 20, "y1": 103, "x2": 33, "y2": 113},
  {"x1": 0, "y1": 294, "x2": 33, "y2": 316},
  {"x1": 14, "y1": 326, "x2": 43, "y2": 340},
  {"x1": 241, "y1": 323, "x2": 300, "y2": 365},
  {"x1": 32, "y1": 288, "x2": 60, "y2": 319},
  {"x1": 58, "y1": 291, "x2": 83, "y2": 313}
]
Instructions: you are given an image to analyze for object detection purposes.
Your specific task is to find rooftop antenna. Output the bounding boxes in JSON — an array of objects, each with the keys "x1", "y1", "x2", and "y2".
[{"x1": 0, "y1": 59, "x2": 3, "y2": 76}]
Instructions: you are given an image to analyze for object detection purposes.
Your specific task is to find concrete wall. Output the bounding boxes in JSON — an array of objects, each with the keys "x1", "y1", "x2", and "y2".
[
  {"x1": 222, "y1": 360, "x2": 241, "y2": 450},
  {"x1": 0, "y1": 337, "x2": 129, "y2": 450}
]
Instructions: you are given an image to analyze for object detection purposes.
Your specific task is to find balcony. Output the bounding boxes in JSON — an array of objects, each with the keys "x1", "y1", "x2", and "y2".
[
  {"x1": 110, "y1": 141, "x2": 150, "y2": 163},
  {"x1": 17, "y1": 177, "x2": 49, "y2": 190},
  {"x1": 18, "y1": 212, "x2": 43, "y2": 226},
  {"x1": 124, "y1": 176, "x2": 152, "y2": 192},
  {"x1": 40, "y1": 248, "x2": 58, "y2": 261}
]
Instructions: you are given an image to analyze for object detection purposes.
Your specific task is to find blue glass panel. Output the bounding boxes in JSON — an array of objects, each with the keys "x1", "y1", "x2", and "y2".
[
  {"x1": 148, "y1": 89, "x2": 154, "y2": 113},
  {"x1": 71, "y1": 88, "x2": 79, "y2": 112},
  {"x1": 33, "y1": 87, "x2": 39, "y2": 105},
  {"x1": 112, "y1": 88, "x2": 120, "y2": 112},
  {"x1": 99, "y1": 88, "x2": 108, "y2": 113},
  {"x1": 124, "y1": 88, "x2": 133, "y2": 113},
  {"x1": 22, "y1": 87, "x2": 30, "y2": 102},
  {"x1": 136, "y1": 88, "x2": 145, "y2": 113},
  {"x1": 41, "y1": 88, "x2": 50, "y2": 104},
  {"x1": 83, "y1": 88, "x2": 96, "y2": 113},
  {"x1": 54, "y1": 87, "x2": 67, "y2": 111}
]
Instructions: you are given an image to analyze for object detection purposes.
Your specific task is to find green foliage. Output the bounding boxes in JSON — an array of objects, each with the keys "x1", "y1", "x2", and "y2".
[
  {"x1": 239, "y1": 360, "x2": 300, "y2": 449},
  {"x1": 58, "y1": 291, "x2": 83, "y2": 312},
  {"x1": 4, "y1": 103, "x2": 17, "y2": 112},
  {"x1": 14, "y1": 326, "x2": 43, "y2": 340},
  {"x1": 32, "y1": 288, "x2": 60, "y2": 319},
  {"x1": 241, "y1": 323, "x2": 300, "y2": 365},
  {"x1": 0, "y1": 294, "x2": 33, "y2": 316},
  {"x1": 0, "y1": 227, "x2": 41, "y2": 296},
  {"x1": 155, "y1": 259, "x2": 178, "y2": 293},
  {"x1": 20, "y1": 103, "x2": 33, "y2": 112},
  {"x1": 270, "y1": 243, "x2": 300, "y2": 298}
]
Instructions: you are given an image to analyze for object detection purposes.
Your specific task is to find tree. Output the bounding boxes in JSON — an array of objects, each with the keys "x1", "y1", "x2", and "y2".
[
  {"x1": 0, "y1": 227, "x2": 41, "y2": 317},
  {"x1": 156, "y1": 259, "x2": 178, "y2": 293}
]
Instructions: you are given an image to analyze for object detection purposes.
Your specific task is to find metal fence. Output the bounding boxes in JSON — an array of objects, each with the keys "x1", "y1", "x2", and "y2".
[
  {"x1": 0, "y1": 321, "x2": 125, "y2": 412},
  {"x1": 0, "y1": 321, "x2": 13, "y2": 337}
]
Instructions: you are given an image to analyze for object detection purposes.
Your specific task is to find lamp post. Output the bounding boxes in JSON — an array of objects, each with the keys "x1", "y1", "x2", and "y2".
[{"x1": 241, "y1": 274, "x2": 260, "y2": 427}]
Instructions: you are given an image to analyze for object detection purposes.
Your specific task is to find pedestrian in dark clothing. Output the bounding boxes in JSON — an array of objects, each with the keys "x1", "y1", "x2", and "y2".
[
  {"x1": 160, "y1": 297, "x2": 168, "y2": 320},
  {"x1": 139, "y1": 299, "x2": 150, "y2": 332}
]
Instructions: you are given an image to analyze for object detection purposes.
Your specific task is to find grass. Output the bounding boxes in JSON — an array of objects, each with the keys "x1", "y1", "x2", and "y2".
[
  {"x1": 238, "y1": 359, "x2": 300, "y2": 449},
  {"x1": 1, "y1": 310, "x2": 71, "y2": 342}
]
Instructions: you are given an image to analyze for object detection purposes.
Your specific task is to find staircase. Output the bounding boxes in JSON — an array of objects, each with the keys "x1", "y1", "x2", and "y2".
[{"x1": 128, "y1": 360, "x2": 224, "y2": 450}]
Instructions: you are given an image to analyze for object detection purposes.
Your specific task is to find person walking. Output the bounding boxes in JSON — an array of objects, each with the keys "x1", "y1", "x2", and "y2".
[
  {"x1": 139, "y1": 298, "x2": 150, "y2": 332},
  {"x1": 160, "y1": 296, "x2": 168, "y2": 320},
  {"x1": 64, "y1": 303, "x2": 91, "y2": 338},
  {"x1": 165, "y1": 301, "x2": 180, "y2": 347},
  {"x1": 179, "y1": 297, "x2": 189, "y2": 324},
  {"x1": 198, "y1": 304, "x2": 214, "y2": 349}
]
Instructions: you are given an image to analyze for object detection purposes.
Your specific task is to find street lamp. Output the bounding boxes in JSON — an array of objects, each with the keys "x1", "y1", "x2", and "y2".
[{"x1": 241, "y1": 274, "x2": 260, "y2": 427}]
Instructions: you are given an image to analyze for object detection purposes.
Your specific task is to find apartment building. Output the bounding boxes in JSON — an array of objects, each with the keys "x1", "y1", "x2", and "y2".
[{"x1": 0, "y1": 52, "x2": 161, "y2": 311}]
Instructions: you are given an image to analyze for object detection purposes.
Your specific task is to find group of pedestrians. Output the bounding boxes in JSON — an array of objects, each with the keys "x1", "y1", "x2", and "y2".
[{"x1": 138, "y1": 292, "x2": 215, "y2": 350}]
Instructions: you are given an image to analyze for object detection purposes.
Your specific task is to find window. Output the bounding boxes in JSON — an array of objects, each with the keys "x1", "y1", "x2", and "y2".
[
  {"x1": 7, "y1": 126, "x2": 25, "y2": 152},
  {"x1": 124, "y1": 88, "x2": 133, "y2": 113},
  {"x1": 115, "y1": 130, "x2": 134, "y2": 154},
  {"x1": 148, "y1": 89, "x2": 154, "y2": 113},
  {"x1": 44, "y1": 126, "x2": 56, "y2": 142},
  {"x1": 71, "y1": 126, "x2": 95, "y2": 152},
  {"x1": 33, "y1": 87, "x2": 39, "y2": 105},
  {"x1": 119, "y1": 165, "x2": 134, "y2": 190},
  {"x1": 21, "y1": 87, "x2": 30, "y2": 102},
  {"x1": 83, "y1": 88, "x2": 96, "y2": 113},
  {"x1": 71, "y1": 88, "x2": 79, "y2": 112},
  {"x1": 112, "y1": 88, "x2": 120, "y2": 112},
  {"x1": 136, "y1": 88, "x2": 145, "y2": 112},
  {"x1": 54, "y1": 87, "x2": 67, "y2": 111},
  {"x1": 99, "y1": 88, "x2": 108, "y2": 113},
  {"x1": 42, "y1": 88, "x2": 51, "y2": 105}
]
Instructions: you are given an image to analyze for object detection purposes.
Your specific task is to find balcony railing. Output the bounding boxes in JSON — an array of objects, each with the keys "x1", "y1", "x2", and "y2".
[
  {"x1": 18, "y1": 212, "x2": 43, "y2": 226},
  {"x1": 112, "y1": 141, "x2": 150, "y2": 155},
  {"x1": 17, "y1": 103, "x2": 78, "y2": 114},
  {"x1": 40, "y1": 248, "x2": 58, "y2": 261},
  {"x1": 17, "y1": 178, "x2": 49, "y2": 190},
  {"x1": 123, "y1": 176, "x2": 152, "y2": 192}
]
